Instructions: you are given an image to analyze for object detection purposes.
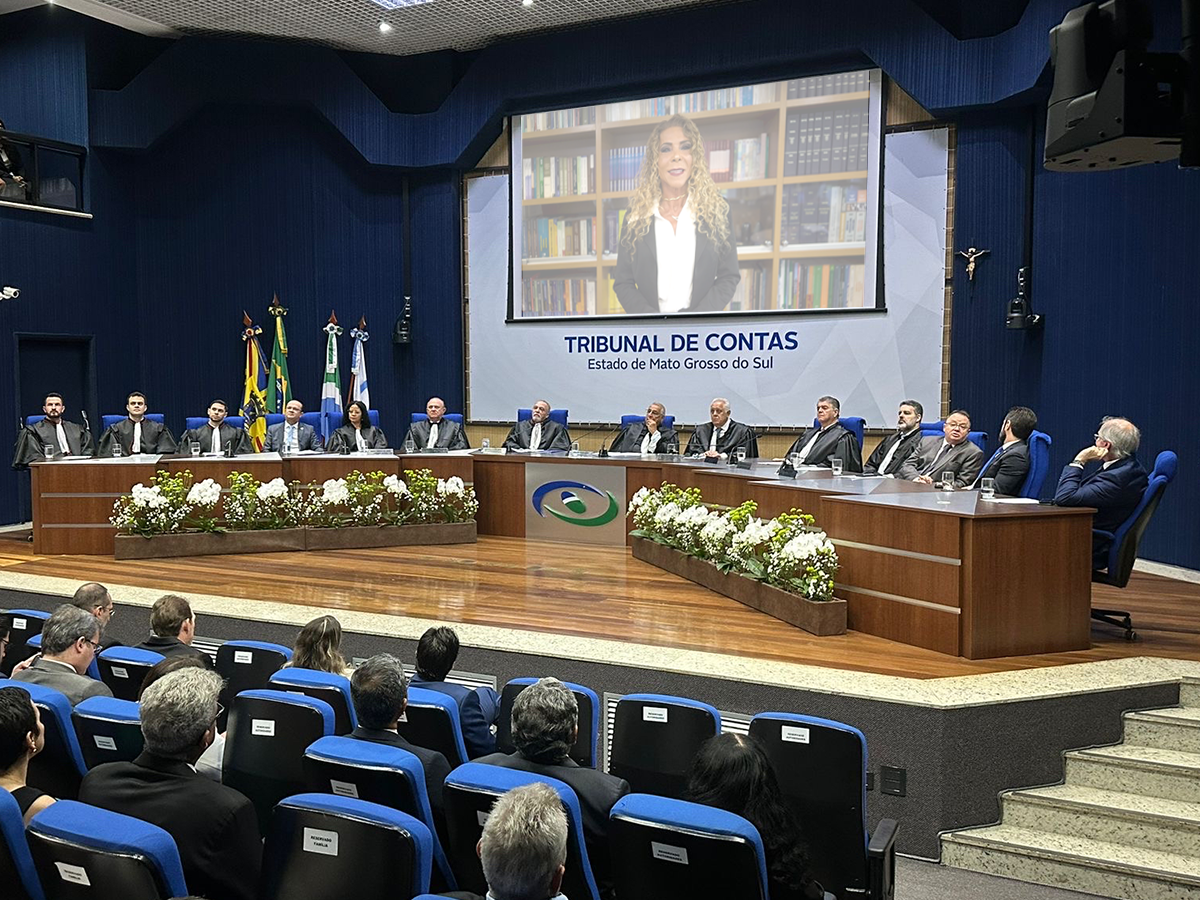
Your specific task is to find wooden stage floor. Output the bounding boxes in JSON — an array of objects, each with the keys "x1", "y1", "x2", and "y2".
[{"x1": 2, "y1": 534, "x2": 1197, "y2": 679}]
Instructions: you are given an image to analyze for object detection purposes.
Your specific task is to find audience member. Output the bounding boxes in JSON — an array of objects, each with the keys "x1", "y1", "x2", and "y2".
[
  {"x1": 71, "y1": 582, "x2": 121, "y2": 649},
  {"x1": 475, "y1": 677, "x2": 629, "y2": 896},
  {"x1": 79, "y1": 667, "x2": 261, "y2": 900},
  {"x1": 286, "y1": 614, "x2": 352, "y2": 675},
  {"x1": 442, "y1": 781, "x2": 570, "y2": 900},
  {"x1": 349, "y1": 654, "x2": 450, "y2": 834},
  {"x1": 409, "y1": 625, "x2": 500, "y2": 758},
  {"x1": 0, "y1": 685, "x2": 55, "y2": 824},
  {"x1": 134, "y1": 595, "x2": 212, "y2": 668},
  {"x1": 685, "y1": 733, "x2": 825, "y2": 900},
  {"x1": 0, "y1": 612, "x2": 10, "y2": 668},
  {"x1": 11, "y1": 604, "x2": 112, "y2": 704},
  {"x1": 139, "y1": 655, "x2": 224, "y2": 782}
]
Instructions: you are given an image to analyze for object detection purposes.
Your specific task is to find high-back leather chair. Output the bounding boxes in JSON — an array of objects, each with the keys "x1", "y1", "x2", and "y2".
[
  {"x1": 71, "y1": 696, "x2": 144, "y2": 769},
  {"x1": 609, "y1": 694, "x2": 720, "y2": 799}
]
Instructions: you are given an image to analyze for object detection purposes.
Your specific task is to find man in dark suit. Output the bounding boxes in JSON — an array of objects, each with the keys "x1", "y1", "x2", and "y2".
[
  {"x1": 79, "y1": 667, "x2": 261, "y2": 900},
  {"x1": 610, "y1": 401, "x2": 680, "y2": 454},
  {"x1": 11, "y1": 605, "x2": 112, "y2": 705},
  {"x1": 97, "y1": 392, "x2": 178, "y2": 456},
  {"x1": 408, "y1": 626, "x2": 499, "y2": 759},
  {"x1": 475, "y1": 678, "x2": 629, "y2": 897},
  {"x1": 865, "y1": 399, "x2": 925, "y2": 475},
  {"x1": 133, "y1": 595, "x2": 213, "y2": 668},
  {"x1": 684, "y1": 397, "x2": 756, "y2": 460},
  {"x1": 179, "y1": 399, "x2": 253, "y2": 455},
  {"x1": 974, "y1": 406, "x2": 1036, "y2": 495},
  {"x1": 349, "y1": 653, "x2": 451, "y2": 838},
  {"x1": 11, "y1": 392, "x2": 95, "y2": 467},
  {"x1": 786, "y1": 395, "x2": 863, "y2": 472},
  {"x1": 403, "y1": 397, "x2": 470, "y2": 451},
  {"x1": 1054, "y1": 416, "x2": 1149, "y2": 568},
  {"x1": 503, "y1": 400, "x2": 571, "y2": 451},
  {"x1": 263, "y1": 399, "x2": 322, "y2": 452},
  {"x1": 71, "y1": 582, "x2": 122, "y2": 650},
  {"x1": 898, "y1": 409, "x2": 984, "y2": 488}
]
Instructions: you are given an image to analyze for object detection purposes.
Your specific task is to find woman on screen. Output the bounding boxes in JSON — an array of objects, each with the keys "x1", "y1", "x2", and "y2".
[
  {"x1": 612, "y1": 114, "x2": 740, "y2": 315},
  {"x1": 330, "y1": 400, "x2": 388, "y2": 452}
]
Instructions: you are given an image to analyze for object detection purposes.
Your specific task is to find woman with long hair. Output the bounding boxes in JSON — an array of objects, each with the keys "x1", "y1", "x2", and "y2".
[
  {"x1": 612, "y1": 113, "x2": 740, "y2": 314},
  {"x1": 0, "y1": 686, "x2": 55, "y2": 824},
  {"x1": 685, "y1": 732, "x2": 825, "y2": 900},
  {"x1": 290, "y1": 615, "x2": 351, "y2": 676},
  {"x1": 331, "y1": 400, "x2": 388, "y2": 452}
]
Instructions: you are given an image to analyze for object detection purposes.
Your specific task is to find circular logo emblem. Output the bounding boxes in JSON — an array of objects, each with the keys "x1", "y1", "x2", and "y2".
[{"x1": 531, "y1": 480, "x2": 619, "y2": 527}]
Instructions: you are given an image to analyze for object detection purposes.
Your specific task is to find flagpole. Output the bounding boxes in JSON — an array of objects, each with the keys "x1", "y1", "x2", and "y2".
[
  {"x1": 320, "y1": 311, "x2": 344, "y2": 445},
  {"x1": 348, "y1": 317, "x2": 370, "y2": 411}
]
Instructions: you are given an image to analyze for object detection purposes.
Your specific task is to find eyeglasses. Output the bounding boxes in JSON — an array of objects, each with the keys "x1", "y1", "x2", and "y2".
[
  {"x1": 214, "y1": 702, "x2": 225, "y2": 724},
  {"x1": 96, "y1": 606, "x2": 115, "y2": 617},
  {"x1": 945, "y1": 422, "x2": 969, "y2": 431},
  {"x1": 82, "y1": 638, "x2": 102, "y2": 652}
]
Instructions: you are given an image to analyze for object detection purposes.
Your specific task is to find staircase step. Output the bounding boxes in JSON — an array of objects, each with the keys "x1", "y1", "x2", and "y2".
[
  {"x1": 1125, "y1": 708, "x2": 1200, "y2": 754},
  {"x1": 942, "y1": 824, "x2": 1200, "y2": 900},
  {"x1": 1181, "y1": 677, "x2": 1200, "y2": 709},
  {"x1": 1002, "y1": 784, "x2": 1200, "y2": 856},
  {"x1": 1066, "y1": 744, "x2": 1200, "y2": 803}
]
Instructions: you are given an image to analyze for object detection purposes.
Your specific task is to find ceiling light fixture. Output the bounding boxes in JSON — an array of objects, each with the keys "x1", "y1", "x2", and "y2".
[
  {"x1": 379, "y1": 20, "x2": 393, "y2": 32},
  {"x1": 522, "y1": 0, "x2": 534, "y2": 6},
  {"x1": 370, "y1": 0, "x2": 432, "y2": 9}
]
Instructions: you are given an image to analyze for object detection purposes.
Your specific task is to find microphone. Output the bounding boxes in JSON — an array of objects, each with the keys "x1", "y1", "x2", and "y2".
[
  {"x1": 563, "y1": 422, "x2": 622, "y2": 456},
  {"x1": 80, "y1": 410, "x2": 91, "y2": 433},
  {"x1": 224, "y1": 439, "x2": 235, "y2": 459}
]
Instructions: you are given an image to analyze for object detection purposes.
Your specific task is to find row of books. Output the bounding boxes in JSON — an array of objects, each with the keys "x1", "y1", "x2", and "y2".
[
  {"x1": 522, "y1": 154, "x2": 596, "y2": 200},
  {"x1": 786, "y1": 71, "x2": 870, "y2": 99},
  {"x1": 728, "y1": 266, "x2": 772, "y2": 311},
  {"x1": 778, "y1": 261, "x2": 866, "y2": 309},
  {"x1": 784, "y1": 106, "x2": 870, "y2": 176},
  {"x1": 522, "y1": 276, "x2": 597, "y2": 316},
  {"x1": 604, "y1": 83, "x2": 779, "y2": 122},
  {"x1": 607, "y1": 146, "x2": 645, "y2": 192},
  {"x1": 707, "y1": 134, "x2": 770, "y2": 182},
  {"x1": 520, "y1": 107, "x2": 597, "y2": 133},
  {"x1": 603, "y1": 209, "x2": 627, "y2": 253},
  {"x1": 522, "y1": 215, "x2": 598, "y2": 260},
  {"x1": 780, "y1": 183, "x2": 868, "y2": 246}
]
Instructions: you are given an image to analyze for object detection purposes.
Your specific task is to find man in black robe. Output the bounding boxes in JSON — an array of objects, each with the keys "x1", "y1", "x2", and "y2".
[
  {"x1": 685, "y1": 397, "x2": 756, "y2": 460},
  {"x1": 11, "y1": 392, "x2": 95, "y2": 468},
  {"x1": 864, "y1": 399, "x2": 924, "y2": 475},
  {"x1": 610, "y1": 401, "x2": 679, "y2": 454},
  {"x1": 179, "y1": 399, "x2": 253, "y2": 455},
  {"x1": 97, "y1": 392, "x2": 178, "y2": 456},
  {"x1": 503, "y1": 399, "x2": 571, "y2": 451},
  {"x1": 786, "y1": 395, "x2": 863, "y2": 472},
  {"x1": 403, "y1": 396, "x2": 470, "y2": 450}
]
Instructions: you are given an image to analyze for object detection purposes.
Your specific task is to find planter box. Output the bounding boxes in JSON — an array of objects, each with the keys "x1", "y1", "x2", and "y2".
[
  {"x1": 114, "y1": 528, "x2": 307, "y2": 560},
  {"x1": 303, "y1": 521, "x2": 477, "y2": 550},
  {"x1": 631, "y1": 537, "x2": 846, "y2": 636}
]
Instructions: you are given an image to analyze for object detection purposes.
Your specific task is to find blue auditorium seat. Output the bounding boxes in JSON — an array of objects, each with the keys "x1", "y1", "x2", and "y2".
[
  {"x1": 620, "y1": 413, "x2": 676, "y2": 432},
  {"x1": 216, "y1": 640, "x2": 292, "y2": 725},
  {"x1": 71, "y1": 696, "x2": 144, "y2": 769},
  {"x1": 442, "y1": 762, "x2": 600, "y2": 900},
  {"x1": 920, "y1": 420, "x2": 988, "y2": 453},
  {"x1": 0, "y1": 788, "x2": 45, "y2": 900},
  {"x1": 260, "y1": 794, "x2": 432, "y2": 900},
  {"x1": 518, "y1": 407, "x2": 569, "y2": 427},
  {"x1": 750, "y1": 712, "x2": 897, "y2": 900},
  {"x1": 303, "y1": 735, "x2": 455, "y2": 889},
  {"x1": 265, "y1": 413, "x2": 285, "y2": 427},
  {"x1": 223, "y1": 689, "x2": 334, "y2": 831},
  {"x1": 101, "y1": 413, "x2": 164, "y2": 431},
  {"x1": 1018, "y1": 430, "x2": 1053, "y2": 498},
  {"x1": 608, "y1": 793, "x2": 769, "y2": 899},
  {"x1": 495, "y1": 678, "x2": 600, "y2": 768},
  {"x1": 1, "y1": 680, "x2": 88, "y2": 799},
  {"x1": 411, "y1": 412, "x2": 465, "y2": 425},
  {"x1": 811, "y1": 415, "x2": 866, "y2": 449},
  {"x1": 184, "y1": 415, "x2": 246, "y2": 432},
  {"x1": 609, "y1": 694, "x2": 721, "y2": 799},
  {"x1": 27, "y1": 800, "x2": 187, "y2": 900},
  {"x1": 269, "y1": 668, "x2": 357, "y2": 734},
  {"x1": 97, "y1": 647, "x2": 165, "y2": 701},
  {"x1": 1, "y1": 610, "x2": 49, "y2": 676},
  {"x1": 396, "y1": 686, "x2": 470, "y2": 769}
]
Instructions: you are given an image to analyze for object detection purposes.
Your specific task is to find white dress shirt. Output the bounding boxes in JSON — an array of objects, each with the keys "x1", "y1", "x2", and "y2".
[
  {"x1": 427, "y1": 422, "x2": 439, "y2": 449},
  {"x1": 530, "y1": 422, "x2": 542, "y2": 450},
  {"x1": 795, "y1": 425, "x2": 833, "y2": 463},
  {"x1": 356, "y1": 428, "x2": 367, "y2": 451},
  {"x1": 640, "y1": 429, "x2": 662, "y2": 454},
  {"x1": 876, "y1": 428, "x2": 917, "y2": 474},
  {"x1": 654, "y1": 201, "x2": 697, "y2": 314},
  {"x1": 285, "y1": 423, "x2": 298, "y2": 451},
  {"x1": 708, "y1": 424, "x2": 724, "y2": 452},
  {"x1": 55, "y1": 422, "x2": 70, "y2": 454},
  {"x1": 210, "y1": 425, "x2": 221, "y2": 454}
]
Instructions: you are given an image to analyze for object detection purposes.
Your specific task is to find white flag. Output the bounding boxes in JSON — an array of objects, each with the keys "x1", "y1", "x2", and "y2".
[{"x1": 348, "y1": 323, "x2": 370, "y2": 410}]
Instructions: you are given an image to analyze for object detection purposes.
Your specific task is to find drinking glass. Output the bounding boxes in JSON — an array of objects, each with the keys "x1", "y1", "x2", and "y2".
[
  {"x1": 481, "y1": 438, "x2": 491, "y2": 450},
  {"x1": 404, "y1": 438, "x2": 416, "y2": 455},
  {"x1": 43, "y1": 443, "x2": 55, "y2": 459},
  {"x1": 111, "y1": 443, "x2": 122, "y2": 458},
  {"x1": 939, "y1": 473, "x2": 955, "y2": 492},
  {"x1": 189, "y1": 441, "x2": 201, "y2": 457},
  {"x1": 569, "y1": 441, "x2": 580, "y2": 458},
  {"x1": 831, "y1": 457, "x2": 844, "y2": 476},
  {"x1": 980, "y1": 477, "x2": 996, "y2": 500},
  {"x1": 734, "y1": 447, "x2": 746, "y2": 465},
  {"x1": 788, "y1": 453, "x2": 800, "y2": 469}
]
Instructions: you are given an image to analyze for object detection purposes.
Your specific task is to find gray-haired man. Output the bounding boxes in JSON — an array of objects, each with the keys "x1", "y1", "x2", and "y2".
[{"x1": 11, "y1": 604, "x2": 112, "y2": 705}]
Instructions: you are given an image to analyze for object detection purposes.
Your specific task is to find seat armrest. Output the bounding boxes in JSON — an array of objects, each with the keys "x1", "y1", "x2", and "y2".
[
  {"x1": 1091, "y1": 528, "x2": 1115, "y2": 540},
  {"x1": 867, "y1": 818, "x2": 899, "y2": 900}
]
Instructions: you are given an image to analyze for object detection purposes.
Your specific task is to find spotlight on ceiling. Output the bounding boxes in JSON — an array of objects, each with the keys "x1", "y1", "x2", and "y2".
[
  {"x1": 379, "y1": 20, "x2": 393, "y2": 33},
  {"x1": 522, "y1": 0, "x2": 534, "y2": 7}
]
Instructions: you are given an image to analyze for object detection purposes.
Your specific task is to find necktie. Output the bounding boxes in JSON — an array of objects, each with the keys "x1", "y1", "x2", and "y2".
[
  {"x1": 132, "y1": 421, "x2": 142, "y2": 453},
  {"x1": 530, "y1": 422, "x2": 542, "y2": 450},
  {"x1": 973, "y1": 446, "x2": 1004, "y2": 487},
  {"x1": 211, "y1": 426, "x2": 221, "y2": 454},
  {"x1": 55, "y1": 423, "x2": 70, "y2": 454},
  {"x1": 709, "y1": 426, "x2": 721, "y2": 452},
  {"x1": 428, "y1": 423, "x2": 439, "y2": 449},
  {"x1": 286, "y1": 424, "x2": 297, "y2": 451},
  {"x1": 795, "y1": 428, "x2": 824, "y2": 463},
  {"x1": 924, "y1": 442, "x2": 950, "y2": 475},
  {"x1": 877, "y1": 432, "x2": 906, "y2": 474}
]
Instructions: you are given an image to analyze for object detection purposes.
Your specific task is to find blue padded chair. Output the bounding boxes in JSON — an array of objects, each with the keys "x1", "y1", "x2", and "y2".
[
  {"x1": 443, "y1": 762, "x2": 601, "y2": 900},
  {"x1": 1, "y1": 610, "x2": 49, "y2": 676},
  {"x1": 184, "y1": 415, "x2": 246, "y2": 433},
  {"x1": 223, "y1": 689, "x2": 334, "y2": 832},
  {"x1": 303, "y1": 735, "x2": 455, "y2": 889},
  {"x1": 97, "y1": 647, "x2": 165, "y2": 702},
  {"x1": 0, "y1": 788, "x2": 45, "y2": 900},
  {"x1": 750, "y1": 712, "x2": 898, "y2": 900},
  {"x1": 27, "y1": 800, "x2": 187, "y2": 900},
  {"x1": 619, "y1": 413, "x2": 676, "y2": 432},
  {"x1": 518, "y1": 407, "x2": 569, "y2": 427},
  {"x1": 24, "y1": 634, "x2": 99, "y2": 682},
  {"x1": 396, "y1": 686, "x2": 469, "y2": 769},
  {"x1": 261, "y1": 793, "x2": 432, "y2": 900},
  {"x1": 72, "y1": 696, "x2": 144, "y2": 769},
  {"x1": 216, "y1": 640, "x2": 292, "y2": 727},
  {"x1": 270, "y1": 668, "x2": 357, "y2": 735},
  {"x1": 411, "y1": 412, "x2": 465, "y2": 425},
  {"x1": 609, "y1": 694, "x2": 721, "y2": 799},
  {"x1": 0, "y1": 680, "x2": 88, "y2": 800},
  {"x1": 1017, "y1": 430, "x2": 1053, "y2": 499},
  {"x1": 101, "y1": 413, "x2": 165, "y2": 431},
  {"x1": 25, "y1": 416, "x2": 46, "y2": 427},
  {"x1": 608, "y1": 793, "x2": 769, "y2": 899},
  {"x1": 1091, "y1": 450, "x2": 1179, "y2": 640},
  {"x1": 811, "y1": 415, "x2": 866, "y2": 449},
  {"x1": 265, "y1": 413, "x2": 285, "y2": 427},
  {"x1": 495, "y1": 678, "x2": 600, "y2": 768},
  {"x1": 920, "y1": 420, "x2": 988, "y2": 453}
]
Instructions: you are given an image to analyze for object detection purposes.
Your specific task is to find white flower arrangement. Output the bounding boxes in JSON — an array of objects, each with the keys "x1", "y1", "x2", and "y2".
[
  {"x1": 321, "y1": 478, "x2": 350, "y2": 505},
  {"x1": 384, "y1": 474, "x2": 408, "y2": 496},
  {"x1": 256, "y1": 478, "x2": 289, "y2": 501},
  {"x1": 186, "y1": 479, "x2": 221, "y2": 507}
]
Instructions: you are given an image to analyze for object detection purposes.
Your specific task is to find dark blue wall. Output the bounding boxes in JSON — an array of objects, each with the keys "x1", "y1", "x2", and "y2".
[{"x1": 1, "y1": 0, "x2": 1195, "y2": 569}]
